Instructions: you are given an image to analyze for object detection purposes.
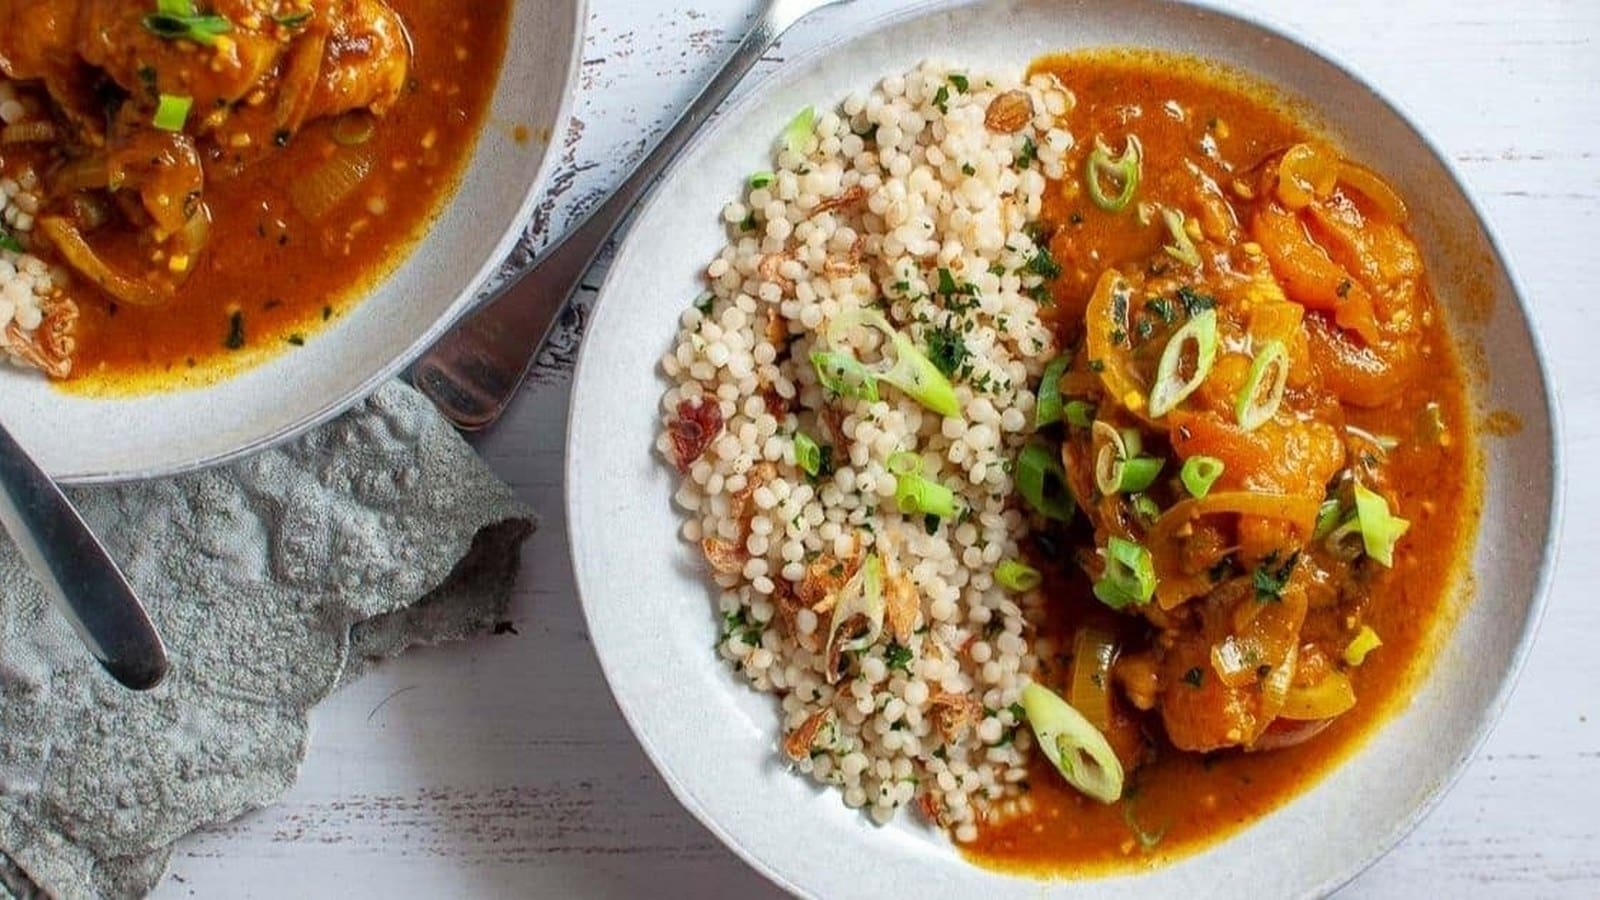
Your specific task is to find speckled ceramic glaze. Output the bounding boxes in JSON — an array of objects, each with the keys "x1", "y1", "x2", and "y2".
[
  {"x1": 10, "y1": 0, "x2": 586, "y2": 484},
  {"x1": 567, "y1": 1, "x2": 1560, "y2": 897}
]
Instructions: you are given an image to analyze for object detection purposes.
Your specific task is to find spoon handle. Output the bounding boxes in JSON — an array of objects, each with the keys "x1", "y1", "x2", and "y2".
[
  {"x1": 412, "y1": 0, "x2": 843, "y2": 429},
  {"x1": 0, "y1": 424, "x2": 168, "y2": 690}
]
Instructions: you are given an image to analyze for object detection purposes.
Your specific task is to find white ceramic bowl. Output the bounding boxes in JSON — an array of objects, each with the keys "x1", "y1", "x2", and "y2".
[
  {"x1": 568, "y1": 1, "x2": 1561, "y2": 896},
  {"x1": 11, "y1": 0, "x2": 586, "y2": 484}
]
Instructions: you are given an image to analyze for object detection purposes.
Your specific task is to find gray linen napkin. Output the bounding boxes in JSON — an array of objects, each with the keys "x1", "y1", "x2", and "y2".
[{"x1": 0, "y1": 381, "x2": 535, "y2": 899}]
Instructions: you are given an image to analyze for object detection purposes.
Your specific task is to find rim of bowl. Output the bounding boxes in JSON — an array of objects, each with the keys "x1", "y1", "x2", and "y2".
[
  {"x1": 59, "y1": 0, "x2": 590, "y2": 486},
  {"x1": 566, "y1": 1, "x2": 1565, "y2": 896}
]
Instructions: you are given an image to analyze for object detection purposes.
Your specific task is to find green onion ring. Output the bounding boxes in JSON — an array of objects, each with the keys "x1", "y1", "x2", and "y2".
[
  {"x1": 1148, "y1": 309, "x2": 1218, "y2": 418},
  {"x1": 1235, "y1": 339, "x2": 1289, "y2": 431}
]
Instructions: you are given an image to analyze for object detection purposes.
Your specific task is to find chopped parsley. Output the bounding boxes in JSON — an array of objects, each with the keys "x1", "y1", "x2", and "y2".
[
  {"x1": 1177, "y1": 286, "x2": 1216, "y2": 316},
  {"x1": 720, "y1": 609, "x2": 764, "y2": 648},
  {"x1": 935, "y1": 267, "x2": 980, "y2": 309},
  {"x1": 1016, "y1": 136, "x2": 1038, "y2": 169},
  {"x1": 739, "y1": 211, "x2": 757, "y2": 232},
  {"x1": 136, "y1": 65, "x2": 159, "y2": 100},
  {"x1": 0, "y1": 228, "x2": 21, "y2": 254},
  {"x1": 961, "y1": 162, "x2": 976, "y2": 176},
  {"x1": 693, "y1": 292, "x2": 714, "y2": 315},
  {"x1": 286, "y1": 333, "x2": 305, "y2": 347},
  {"x1": 925, "y1": 326, "x2": 969, "y2": 378},
  {"x1": 1207, "y1": 554, "x2": 1239, "y2": 583},
  {"x1": 1024, "y1": 246, "x2": 1062, "y2": 280},
  {"x1": 1182, "y1": 666, "x2": 1204, "y2": 688},
  {"x1": 885, "y1": 641, "x2": 914, "y2": 673},
  {"x1": 1145, "y1": 297, "x2": 1178, "y2": 324},
  {"x1": 932, "y1": 85, "x2": 951, "y2": 114},
  {"x1": 223, "y1": 311, "x2": 245, "y2": 350},
  {"x1": 948, "y1": 74, "x2": 970, "y2": 93},
  {"x1": 1253, "y1": 550, "x2": 1301, "y2": 603}
]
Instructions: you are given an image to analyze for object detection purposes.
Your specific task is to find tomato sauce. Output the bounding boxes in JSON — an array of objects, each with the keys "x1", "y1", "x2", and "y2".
[
  {"x1": 58, "y1": 1, "x2": 511, "y2": 393},
  {"x1": 964, "y1": 51, "x2": 1481, "y2": 874}
]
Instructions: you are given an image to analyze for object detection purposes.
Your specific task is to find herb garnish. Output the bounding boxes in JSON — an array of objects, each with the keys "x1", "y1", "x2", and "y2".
[
  {"x1": 925, "y1": 326, "x2": 969, "y2": 379},
  {"x1": 223, "y1": 311, "x2": 245, "y2": 350},
  {"x1": 142, "y1": 1, "x2": 233, "y2": 47},
  {"x1": 1253, "y1": 550, "x2": 1301, "y2": 603},
  {"x1": 1016, "y1": 136, "x2": 1038, "y2": 169},
  {"x1": 885, "y1": 641, "x2": 913, "y2": 673},
  {"x1": 1177, "y1": 286, "x2": 1216, "y2": 316},
  {"x1": 1024, "y1": 246, "x2": 1062, "y2": 280}
]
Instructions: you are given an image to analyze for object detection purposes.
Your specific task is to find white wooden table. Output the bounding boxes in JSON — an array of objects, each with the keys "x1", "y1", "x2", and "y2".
[{"x1": 155, "y1": 1, "x2": 1600, "y2": 896}]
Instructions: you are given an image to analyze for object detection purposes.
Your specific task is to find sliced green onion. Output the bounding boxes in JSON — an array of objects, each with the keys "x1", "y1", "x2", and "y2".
[
  {"x1": 1020, "y1": 682, "x2": 1125, "y2": 803},
  {"x1": 1096, "y1": 420, "x2": 1163, "y2": 495},
  {"x1": 1064, "y1": 400, "x2": 1095, "y2": 429},
  {"x1": 158, "y1": 0, "x2": 194, "y2": 13},
  {"x1": 826, "y1": 309, "x2": 961, "y2": 418},
  {"x1": 1314, "y1": 497, "x2": 1344, "y2": 540},
  {"x1": 895, "y1": 473, "x2": 959, "y2": 519},
  {"x1": 1034, "y1": 354, "x2": 1072, "y2": 427},
  {"x1": 748, "y1": 170, "x2": 775, "y2": 189},
  {"x1": 1119, "y1": 427, "x2": 1144, "y2": 458},
  {"x1": 1131, "y1": 493, "x2": 1161, "y2": 523},
  {"x1": 783, "y1": 106, "x2": 816, "y2": 156},
  {"x1": 1016, "y1": 442, "x2": 1074, "y2": 522},
  {"x1": 996, "y1": 559, "x2": 1042, "y2": 593},
  {"x1": 1352, "y1": 482, "x2": 1410, "y2": 567},
  {"x1": 1094, "y1": 536, "x2": 1156, "y2": 609},
  {"x1": 142, "y1": 10, "x2": 232, "y2": 46},
  {"x1": 1343, "y1": 625, "x2": 1383, "y2": 666},
  {"x1": 1235, "y1": 340, "x2": 1289, "y2": 431},
  {"x1": 794, "y1": 432, "x2": 823, "y2": 476},
  {"x1": 1160, "y1": 207, "x2": 1202, "y2": 268},
  {"x1": 1147, "y1": 309, "x2": 1218, "y2": 418},
  {"x1": 1324, "y1": 515, "x2": 1365, "y2": 561},
  {"x1": 1180, "y1": 455, "x2": 1224, "y2": 498},
  {"x1": 810, "y1": 350, "x2": 879, "y2": 403},
  {"x1": 1092, "y1": 421, "x2": 1126, "y2": 495},
  {"x1": 1084, "y1": 135, "x2": 1141, "y2": 212},
  {"x1": 152, "y1": 94, "x2": 193, "y2": 132},
  {"x1": 1117, "y1": 456, "x2": 1163, "y2": 493},
  {"x1": 886, "y1": 450, "x2": 922, "y2": 476}
]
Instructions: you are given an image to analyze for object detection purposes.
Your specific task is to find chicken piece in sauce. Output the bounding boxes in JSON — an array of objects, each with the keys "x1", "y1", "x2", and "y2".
[{"x1": 0, "y1": 0, "x2": 411, "y2": 306}]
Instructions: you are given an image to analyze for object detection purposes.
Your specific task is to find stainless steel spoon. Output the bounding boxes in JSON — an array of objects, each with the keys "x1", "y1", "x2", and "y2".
[
  {"x1": 412, "y1": 0, "x2": 852, "y2": 430},
  {"x1": 0, "y1": 423, "x2": 168, "y2": 690}
]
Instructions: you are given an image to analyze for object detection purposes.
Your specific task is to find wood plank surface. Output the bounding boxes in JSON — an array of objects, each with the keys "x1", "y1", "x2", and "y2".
[{"x1": 155, "y1": 1, "x2": 1600, "y2": 896}]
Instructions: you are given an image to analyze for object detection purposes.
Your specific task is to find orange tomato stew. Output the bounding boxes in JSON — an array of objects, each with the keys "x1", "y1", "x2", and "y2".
[
  {"x1": 0, "y1": 0, "x2": 510, "y2": 392},
  {"x1": 967, "y1": 51, "x2": 1480, "y2": 873}
]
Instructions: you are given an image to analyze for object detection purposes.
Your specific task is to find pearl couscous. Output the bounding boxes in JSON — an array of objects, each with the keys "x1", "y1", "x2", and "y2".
[{"x1": 656, "y1": 62, "x2": 1077, "y2": 839}]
